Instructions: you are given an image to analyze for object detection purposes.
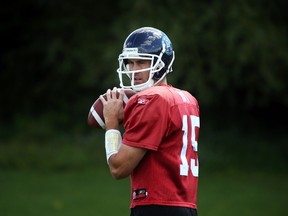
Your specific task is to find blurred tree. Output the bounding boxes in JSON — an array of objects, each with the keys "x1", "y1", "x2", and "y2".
[
  {"x1": 1, "y1": 0, "x2": 122, "y2": 126},
  {"x1": 0, "y1": 0, "x2": 287, "y2": 130}
]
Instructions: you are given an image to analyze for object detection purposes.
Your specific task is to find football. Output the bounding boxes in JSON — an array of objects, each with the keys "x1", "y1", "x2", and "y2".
[{"x1": 87, "y1": 88, "x2": 136, "y2": 129}]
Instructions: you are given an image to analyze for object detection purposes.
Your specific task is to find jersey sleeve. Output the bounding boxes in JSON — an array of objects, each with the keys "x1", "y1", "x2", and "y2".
[{"x1": 122, "y1": 94, "x2": 169, "y2": 151}]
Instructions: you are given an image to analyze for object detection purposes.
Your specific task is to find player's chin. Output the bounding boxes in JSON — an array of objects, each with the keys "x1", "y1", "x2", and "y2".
[{"x1": 133, "y1": 79, "x2": 143, "y2": 85}]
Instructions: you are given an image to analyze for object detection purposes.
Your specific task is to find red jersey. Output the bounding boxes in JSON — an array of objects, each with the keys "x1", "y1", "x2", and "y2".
[{"x1": 123, "y1": 84, "x2": 200, "y2": 209}]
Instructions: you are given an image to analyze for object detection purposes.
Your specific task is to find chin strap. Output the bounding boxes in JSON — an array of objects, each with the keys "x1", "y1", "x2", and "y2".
[
  {"x1": 132, "y1": 79, "x2": 155, "y2": 92},
  {"x1": 105, "y1": 129, "x2": 122, "y2": 164}
]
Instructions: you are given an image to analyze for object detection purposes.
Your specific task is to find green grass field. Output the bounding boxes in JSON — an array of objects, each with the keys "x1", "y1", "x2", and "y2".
[
  {"x1": 0, "y1": 119, "x2": 287, "y2": 216},
  {"x1": 1, "y1": 167, "x2": 287, "y2": 216},
  {"x1": 0, "y1": 167, "x2": 130, "y2": 216}
]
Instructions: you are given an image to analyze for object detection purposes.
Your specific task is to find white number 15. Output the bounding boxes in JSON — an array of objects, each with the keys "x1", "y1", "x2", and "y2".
[{"x1": 180, "y1": 115, "x2": 200, "y2": 177}]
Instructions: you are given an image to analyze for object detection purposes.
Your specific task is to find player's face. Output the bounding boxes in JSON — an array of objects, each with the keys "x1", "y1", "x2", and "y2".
[{"x1": 127, "y1": 59, "x2": 151, "y2": 85}]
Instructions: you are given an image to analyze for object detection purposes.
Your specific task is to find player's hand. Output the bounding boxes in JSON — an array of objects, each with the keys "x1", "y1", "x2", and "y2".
[{"x1": 99, "y1": 87, "x2": 124, "y2": 129}]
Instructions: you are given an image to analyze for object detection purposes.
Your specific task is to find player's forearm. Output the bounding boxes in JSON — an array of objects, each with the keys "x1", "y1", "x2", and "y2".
[
  {"x1": 105, "y1": 120, "x2": 119, "y2": 130},
  {"x1": 108, "y1": 144, "x2": 147, "y2": 179},
  {"x1": 108, "y1": 154, "x2": 131, "y2": 179}
]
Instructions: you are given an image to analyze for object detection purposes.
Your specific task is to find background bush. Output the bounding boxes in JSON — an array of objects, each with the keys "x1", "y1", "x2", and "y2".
[{"x1": 0, "y1": 0, "x2": 287, "y2": 177}]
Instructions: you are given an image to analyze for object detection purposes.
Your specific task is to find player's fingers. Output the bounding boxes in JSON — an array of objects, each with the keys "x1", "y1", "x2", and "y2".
[
  {"x1": 99, "y1": 95, "x2": 106, "y2": 104},
  {"x1": 106, "y1": 89, "x2": 112, "y2": 100},
  {"x1": 118, "y1": 88, "x2": 124, "y2": 101},
  {"x1": 111, "y1": 87, "x2": 118, "y2": 99}
]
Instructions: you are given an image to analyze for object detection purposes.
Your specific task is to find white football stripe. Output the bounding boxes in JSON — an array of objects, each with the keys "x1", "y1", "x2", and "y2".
[
  {"x1": 117, "y1": 88, "x2": 129, "y2": 104},
  {"x1": 90, "y1": 106, "x2": 105, "y2": 129},
  {"x1": 123, "y1": 93, "x2": 129, "y2": 104}
]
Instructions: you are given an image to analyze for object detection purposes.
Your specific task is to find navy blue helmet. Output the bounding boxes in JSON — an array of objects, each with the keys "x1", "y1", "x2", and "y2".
[{"x1": 117, "y1": 27, "x2": 175, "y2": 91}]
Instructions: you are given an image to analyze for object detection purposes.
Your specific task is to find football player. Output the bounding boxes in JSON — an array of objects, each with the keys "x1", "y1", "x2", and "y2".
[{"x1": 100, "y1": 27, "x2": 200, "y2": 216}]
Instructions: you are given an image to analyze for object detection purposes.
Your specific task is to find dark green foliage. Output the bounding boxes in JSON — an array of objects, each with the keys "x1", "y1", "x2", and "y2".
[
  {"x1": 1, "y1": 0, "x2": 287, "y2": 128},
  {"x1": 0, "y1": 0, "x2": 287, "y2": 175}
]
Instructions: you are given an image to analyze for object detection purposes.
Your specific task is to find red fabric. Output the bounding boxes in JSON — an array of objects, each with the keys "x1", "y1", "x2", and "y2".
[{"x1": 123, "y1": 84, "x2": 200, "y2": 209}]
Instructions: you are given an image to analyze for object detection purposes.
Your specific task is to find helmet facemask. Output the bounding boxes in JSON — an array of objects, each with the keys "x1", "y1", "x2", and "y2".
[
  {"x1": 117, "y1": 27, "x2": 175, "y2": 92},
  {"x1": 117, "y1": 48, "x2": 166, "y2": 92}
]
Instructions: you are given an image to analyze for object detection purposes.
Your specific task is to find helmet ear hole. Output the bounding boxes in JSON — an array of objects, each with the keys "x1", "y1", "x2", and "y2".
[
  {"x1": 153, "y1": 72, "x2": 160, "y2": 80},
  {"x1": 152, "y1": 59, "x2": 166, "y2": 80},
  {"x1": 153, "y1": 69, "x2": 165, "y2": 80}
]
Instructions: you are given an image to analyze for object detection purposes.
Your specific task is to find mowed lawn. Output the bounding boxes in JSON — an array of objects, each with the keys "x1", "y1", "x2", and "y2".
[
  {"x1": 0, "y1": 167, "x2": 130, "y2": 216},
  {"x1": 0, "y1": 167, "x2": 287, "y2": 216}
]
